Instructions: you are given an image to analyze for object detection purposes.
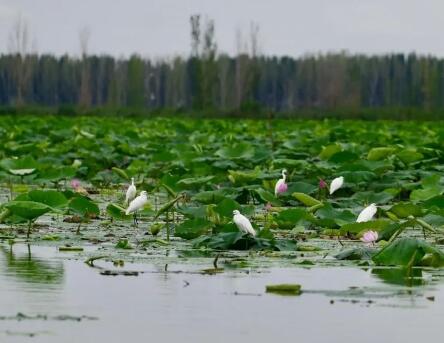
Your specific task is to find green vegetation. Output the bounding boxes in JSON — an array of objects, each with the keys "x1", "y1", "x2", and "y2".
[
  {"x1": 4, "y1": 14, "x2": 444, "y2": 120},
  {"x1": 266, "y1": 284, "x2": 302, "y2": 295},
  {"x1": 3, "y1": 52, "x2": 444, "y2": 120},
  {"x1": 0, "y1": 115, "x2": 444, "y2": 271}
]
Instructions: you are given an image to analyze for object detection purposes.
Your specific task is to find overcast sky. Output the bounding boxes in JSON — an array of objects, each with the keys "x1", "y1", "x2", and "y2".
[{"x1": 0, "y1": 0, "x2": 443, "y2": 58}]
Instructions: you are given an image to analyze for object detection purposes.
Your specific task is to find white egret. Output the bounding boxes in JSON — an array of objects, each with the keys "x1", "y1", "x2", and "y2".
[
  {"x1": 125, "y1": 177, "x2": 137, "y2": 205},
  {"x1": 233, "y1": 210, "x2": 257, "y2": 236},
  {"x1": 126, "y1": 191, "x2": 148, "y2": 226},
  {"x1": 275, "y1": 169, "x2": 288, "y2": 196},
  {"x1": 356, "y1": 203, "x2": 377, "y2": 223},
  {"x1": 329, "y1": 176, "x2": 344, "y2": 195}
]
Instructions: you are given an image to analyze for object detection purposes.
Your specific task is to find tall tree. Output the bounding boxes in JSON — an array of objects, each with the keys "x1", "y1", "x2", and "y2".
[
  {"x1": 127, "y1": 55, "x2": 145, "y2": 107},
  {"x1": 78, "y1": 27, "x2": 91, "y2": 107},
  {"x1": 8, "y1": 14, "x2": 34, "y2": 106},
  {"x1": 201, "y1": 17, "x2": 218, "y2": 108}
]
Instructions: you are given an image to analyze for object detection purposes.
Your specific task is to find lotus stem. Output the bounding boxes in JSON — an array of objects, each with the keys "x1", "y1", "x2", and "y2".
[
  {"x1": 27, "y1": 221, "x2": 32, "y2": 239},
  {"x1": 8, "y1": 176, "x2": 12, "y2": 201},
  {"x1": 213, "y1": 253, "x2": 220, "y2": 269},
  {"x1": 166, "y1": 210, "x2": 170, "y2": 242},
  {"x1": 84, "y1": 255, "x2": 108, "y2": 267},
  {"x1": 388, "y1": 227, "x2": 403, "y2": 244},
  {"x1": 406, "y1": 250, "x2": 418, "y2": 281},
  {"x1": 308, "y1": 203, "x2": 324, "y2": 213},
  {"x1": 415, "y1": 218, "x2": 436, "y2": 233}
]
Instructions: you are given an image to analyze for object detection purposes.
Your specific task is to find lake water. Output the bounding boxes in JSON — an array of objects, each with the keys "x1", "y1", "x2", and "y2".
[{"x1": 1, "y1": 243, "x2": 443, "y2": 342}]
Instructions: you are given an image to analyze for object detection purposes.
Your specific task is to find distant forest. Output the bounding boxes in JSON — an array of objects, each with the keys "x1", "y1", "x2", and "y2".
[{"x1": 1, "y1": 15, "x2": 444, "y2": 118}]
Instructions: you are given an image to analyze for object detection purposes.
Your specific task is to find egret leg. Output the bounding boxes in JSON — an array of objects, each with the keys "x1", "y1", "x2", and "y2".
[{"x1": 133, "y1": 212, "x2": 138, "y2": 227}]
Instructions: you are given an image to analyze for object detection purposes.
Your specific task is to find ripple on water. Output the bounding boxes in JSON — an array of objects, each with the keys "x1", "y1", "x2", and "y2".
[{"x1": 0, "y1": 244, "x2": 444, "y2": 343}]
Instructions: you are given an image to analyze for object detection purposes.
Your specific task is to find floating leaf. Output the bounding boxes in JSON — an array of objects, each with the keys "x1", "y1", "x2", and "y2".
[
  {"x1": 216, "y1": 143, "x2": 255, "y2": 160},
  {"x1": 287, "y1": 182, "x2": 317, "y2": 195},
  {"x1": 228, "y1": 169, "x2": 260, "y2": 184},
  {"x1": 193, "y1": 190, "x2": 237, "y2": 204},
  {"x1": 351, "y1": 191, "x2": 394, "y2": 205},
  {"x1": 0, "y1": 156, "x2": 39, "y2": 176},
  {"x1": 154, "y1": 194, "x2": 184, "y2": 219},
  {"x1": 265, "y1": 284, "x2": 301, "y2": 296},
  {"x1": 69, "y1": 196, "x2": 99, "y2": 218},
  {"x1": 8, "y1": 168, "x2": 36, "y2": 176},
  {"x1": 397, "y1": 149, "x2": 424, "y2": 164},
  {"x1": 340, "y1": 220, "x2": 391, "y2": 235},
  {"x1": 373, "y1": 238, "x2": 444, "y2": 267},
  {"x1": 4, "y1": 201, "x2": 51, "y2": 221},
  {"x1": 329, "y1": 151, "x2": 359, "y2": 163},
  {"x1": 275, "y1": 208, "x2": 311, "y2": 230},
  {"x1": 389, "y1": 202, "x2": 423, "y2": 218},
  {"x1": 254, "y1": 188, "x2": 281, "y2": 206},
  {"x1": 115, "y1": 239, "x2": 133, "y2": 249},
  {"x1": 315, "y1": 204, "x2": 355, "y2": 227},
  {"x1": 111, "y1": 167, "x2": 129, "y2": 180},
  {"x1": 59, "y1": 246, "x2": 83, "y2": 252},
  {"x1": 292, "y1": 192, "x2": 321, "y2": 207},
  {"x1": 28, "y1": 190, "x2": 68, "y2": 209},
  {"x1": 176, "y1": 205, "x2": 207, "y2": 219},
  {"x1": 340, "y1": 171, "x2": 376, "y2": 183},
  {"x1": 410, "y1": 187, "x2": 442, "y2": 201},
  {"x1": 367, "y1": 147, "x2": 396, "y2": 161},
  {"x1": 36, "y1": 166, "x2": 76, "y2": 182},
  {"x1": 106, "y1": 203, "x2": 129, "y2": 220},
  {"x1": 214, "y1": 198, "x2": 240, "y2": 218},
  {"x1": 335, "y1": 247, "x2": 376, "y2": 260},
  {"x1": 423, "y1": 196, "x2": 444, "y2": 210},
  {"x1": 319, "y1": 144, "x2": 341, "y2": 160},
  {"x1": 177, "y1": 175, "x2": 215, "y2": 187},
  {"x1": 175, "y1": 218, "x2": 214, "y2": 239}
]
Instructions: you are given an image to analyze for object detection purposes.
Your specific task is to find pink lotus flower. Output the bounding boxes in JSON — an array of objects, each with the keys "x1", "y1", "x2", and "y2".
[
  {"x1": 319, "y1": 178, "x2": 327, "y2": 189},
  {"x1": 276, "y1": 182, "x2": 288, "y2": 194},
  {"x1": 70, "y1": 179, "x2": 81, "y2": 189},
  {"x1": 361, "y1": 230, "x2": 378, "y2": 244}
]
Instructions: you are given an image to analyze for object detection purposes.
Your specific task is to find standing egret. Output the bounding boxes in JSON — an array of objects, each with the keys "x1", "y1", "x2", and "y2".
[
  {"x1": 275, "y1": 169, "x2": 288, "y2": 196},
  {"x1": 125, "y1": 177, "x2": 137, "y2": 205},
  {"x1": 233, "y1": 210, "x2": 256, "y2": 236},
  {"x1": 329, "y1": 176, "x2": 344, "y2": 195},
  {"x1": 356, "y1": 203, "x2": 377, "y2": 223},
  {"x1": 126, "y1": 191, "x2": 148, "y2": 226}
]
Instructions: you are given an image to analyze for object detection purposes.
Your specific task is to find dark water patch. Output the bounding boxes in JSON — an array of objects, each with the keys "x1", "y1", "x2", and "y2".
[{"x1": 0, "y1": 313, "x2": 98, "y2": 322}]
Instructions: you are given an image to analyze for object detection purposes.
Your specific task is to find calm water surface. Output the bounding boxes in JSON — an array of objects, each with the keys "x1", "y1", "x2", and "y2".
[{"x1": 1, "y1": 244, "x2": 443, "y2": 342}]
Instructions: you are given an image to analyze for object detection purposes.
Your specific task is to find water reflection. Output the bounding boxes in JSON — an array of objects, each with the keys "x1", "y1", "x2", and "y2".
[
  {"x1": 371, "y1": 267, "x2": 425, "y2": 287},
  {"x1": 0, "y1": 247, "x2": 443, "y2": 343},
  {"x1": 0, "y1": 244, "x2": 64, "y2": 286}
]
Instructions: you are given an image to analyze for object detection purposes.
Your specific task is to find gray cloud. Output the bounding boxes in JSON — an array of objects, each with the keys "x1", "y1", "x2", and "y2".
[{"x1": 0, "y1": 0, "x2": 442, "y2": 57}]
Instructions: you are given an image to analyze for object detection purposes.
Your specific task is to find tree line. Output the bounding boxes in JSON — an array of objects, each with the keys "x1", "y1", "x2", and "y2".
[{"x1": 2, "y1": 15, "x2": 444, "y2": 118}]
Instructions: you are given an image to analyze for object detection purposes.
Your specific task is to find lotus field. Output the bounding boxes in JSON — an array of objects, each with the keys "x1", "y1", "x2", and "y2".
[
  {"x1": 0, "y1": 115, "x2": 443, "y2": 268},
  {"x1": 3, "y1": 115, "x2": 444, "y2": 341}
]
